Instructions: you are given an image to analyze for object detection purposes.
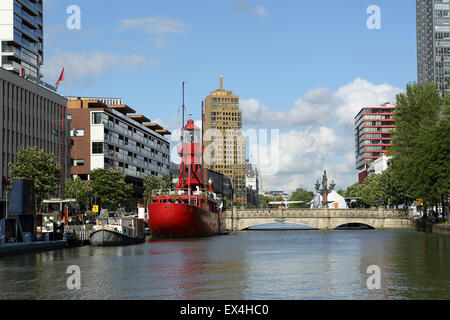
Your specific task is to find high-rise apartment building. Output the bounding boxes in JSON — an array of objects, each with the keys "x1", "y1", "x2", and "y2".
[
  {"x1": 417, "y1": 0, "x2": 450, "y2": 95},
  {"x1": 0, "y1": 0, "x2": 43, "y2": 79},
  {"x1": 67, "y1": 98, "x2": 171, "y2": 198},
  {"x1": 203, "y1": 76, "x2": 246, "y2": 205},
  {"x1": 354, "y1": 103, "x2": 396, "y2": 184}
]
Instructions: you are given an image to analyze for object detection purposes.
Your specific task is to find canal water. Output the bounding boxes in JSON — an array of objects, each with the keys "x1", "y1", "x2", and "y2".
[{"x1": 0, "y1": 230, "x2": 449, "y2": 300}]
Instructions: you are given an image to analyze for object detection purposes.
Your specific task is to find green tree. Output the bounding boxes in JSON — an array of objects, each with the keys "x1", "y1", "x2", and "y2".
[
  {"x1": 90, "y1": 169, "x2": 133, "y2": 210},
  {"x1": 379, "y1": 164, "x2": 411, "y2": 208},
  {"x1": 342, "y1": 183, "x2": 364, "y2": 199},
  {"x1": 289, "y1": 188, "x2": 314, "y2": 208},
  {"x1": 360, "y1": 174, "x2": 385, "y2": 207},
  {"x1": 65, "y1": 177, "x2": 93, "y2": 211},
  {"x1": 143, "y1": 174, "x2": 174, "y2": 203},
  {"x1": 8, "y1": 146, "x2": 61, "y2": 207},
  {"x1": 391, "y1": 81, "x2": 450, "y2": 213},
  {"x1": 258, "y1": 194, "x2": 270, "y2": 209}
]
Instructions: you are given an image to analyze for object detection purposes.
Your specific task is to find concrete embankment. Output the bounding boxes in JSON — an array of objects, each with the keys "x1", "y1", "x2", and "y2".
[
  {"x1": 414, "y1": 219, "x2": 450, "y2": 236},
  {"x1": 0, "y1": 241, "x2": 68, "y2": 257},
  {"x1": 432, "y1": 224, "x2": 450, "y2": 236}
]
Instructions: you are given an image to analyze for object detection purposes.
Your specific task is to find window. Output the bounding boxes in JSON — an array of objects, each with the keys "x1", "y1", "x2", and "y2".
[
  {"x1": 92, "y1": 142, "x2": 103, "y2": 154},
  {"x1": 73, "y1": 159, "x2": 85, "y2": 167},
  {"x1": 70, "y1": 129, "x2": 85, "y2": 137},
  {"x1": 92, "y1": 112, "x2": 103, "y2": 124}
]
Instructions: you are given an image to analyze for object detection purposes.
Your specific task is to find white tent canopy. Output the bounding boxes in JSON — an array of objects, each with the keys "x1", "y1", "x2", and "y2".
[{"x1": 310, "y1": 191, "x2": 348, "y2": 209}]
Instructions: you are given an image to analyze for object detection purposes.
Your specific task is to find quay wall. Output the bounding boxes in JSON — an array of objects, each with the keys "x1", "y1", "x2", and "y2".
[{"x1": 414, "y1": 219, "x2": 450, "y2": 236}]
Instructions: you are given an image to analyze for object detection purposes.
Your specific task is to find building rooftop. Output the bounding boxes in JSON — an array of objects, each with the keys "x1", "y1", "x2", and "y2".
[{"x1": 67, "y1": 97, "x2": 171, "y2": 135}]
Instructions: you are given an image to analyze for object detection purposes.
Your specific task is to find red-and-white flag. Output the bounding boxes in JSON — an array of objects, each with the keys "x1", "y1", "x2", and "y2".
[{"x1": 55, "y1": 67, "x2": 64, "y2": 90}]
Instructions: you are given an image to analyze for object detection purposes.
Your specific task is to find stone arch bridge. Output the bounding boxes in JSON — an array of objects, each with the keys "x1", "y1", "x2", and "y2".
[{"x1": 226, "y1": 208, "x2": 413, "y2": 231}]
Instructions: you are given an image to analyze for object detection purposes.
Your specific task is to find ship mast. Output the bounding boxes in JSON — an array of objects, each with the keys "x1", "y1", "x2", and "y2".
[{"x1": 182, "y1": 82, "x2": 185, "y2": 141}]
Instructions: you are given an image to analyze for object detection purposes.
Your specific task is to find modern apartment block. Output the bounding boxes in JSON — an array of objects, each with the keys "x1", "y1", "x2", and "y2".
[
  {"x1": 0, "y1": 67, "x2": 70, "y2": 219},
  {"x1": 67, "y1": 98, "x2": 171, "y2": 198},
  {"x1": 0, "y1": 0, "x2": 43, "y2": 79},
  {"x1": 354, "y1": 103, "x2": 396, "y2": 183},
  {"x1": 203, "y1": 76, "x2": 246, "y2": 205},
  {"x1": 417, "y1": 0, "x2": 450, "y2": 95}
]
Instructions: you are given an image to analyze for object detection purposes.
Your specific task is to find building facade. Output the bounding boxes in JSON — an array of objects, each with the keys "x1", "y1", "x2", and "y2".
[
  {"x1": 417, "y1": 0, "x2": 450, "y2": 95},
  {"x1": 203, "y1": 76, "x2": 246, "y2": 205},
  {"x1": 367, "y1": 155, "x2": 392, "y2": 176},
  {"x1": 0, "y1": 67, "x2": 69, "y2": 219},
  {"x1": 0, "y1": 0, "x2": 43, "y2": 80},
  {"x1": 354, "y1": 103, "x2": 396, "y2": 183},
  {"x1": 245, "y1": 161, "x2": 259, "y2": 207},
  {"x1": 67, "y1": 98, "x2": 171, "y2": 198}
]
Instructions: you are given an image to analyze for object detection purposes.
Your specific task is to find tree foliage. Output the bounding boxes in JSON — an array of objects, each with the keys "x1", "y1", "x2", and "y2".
[
  {"x1": 65, "y1": 177, "x2": 93, "y2": 210},
  {"x1": 342, "y1": 166, "x2": 409, "y2": 208},
  {"x1": 258, "y1": 194, "x2": 270, "y2": 209},
  {"x1": 342, "y1": 183, "x2": 364, "y2": 199},
  {"x1": 391, "y1": 81, "x2": 450, "y2": 209},
  {"x1": 143, "y1": 174, "x2": 174, "y2": 202},
  {"x1": 90, "y1": 169, "x2": 133, "y2": 209},
  {"x1": 289, "y1": 188, "x2": 314, "y2": 208},
  {"x1": 8, "y1": 146, "x2": 61, "y2": 206}
]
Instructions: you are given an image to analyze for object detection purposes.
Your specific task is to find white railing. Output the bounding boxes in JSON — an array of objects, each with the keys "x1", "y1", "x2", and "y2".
[{"x1": 152, "y1": 188, "x2": 216, "y2": 199}]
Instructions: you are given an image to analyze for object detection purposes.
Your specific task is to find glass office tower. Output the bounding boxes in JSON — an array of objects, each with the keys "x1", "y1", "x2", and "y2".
[{"x1": 417, "y1": 0, "x2": 450, "y2": 95}]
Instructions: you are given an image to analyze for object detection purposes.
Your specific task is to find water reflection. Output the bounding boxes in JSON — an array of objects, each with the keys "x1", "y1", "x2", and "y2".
[{"x1": 0, "y1": 231, "x2": 449, "y2": 300}]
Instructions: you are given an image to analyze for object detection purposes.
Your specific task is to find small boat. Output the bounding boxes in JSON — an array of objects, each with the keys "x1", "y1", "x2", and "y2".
[{"x1": 90, "y1": 216, "x2": 146, "y2": 246}]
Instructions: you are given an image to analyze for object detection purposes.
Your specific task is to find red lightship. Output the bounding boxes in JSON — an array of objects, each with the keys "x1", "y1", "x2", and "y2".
[{"x1": 147, "y1": 86, "x2": 227, "y2": 238}]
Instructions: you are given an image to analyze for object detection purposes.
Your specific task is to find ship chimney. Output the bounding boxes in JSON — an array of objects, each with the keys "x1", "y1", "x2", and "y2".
[{"x1": 220, "y1": 75, "x2": 223, "y2": 90}]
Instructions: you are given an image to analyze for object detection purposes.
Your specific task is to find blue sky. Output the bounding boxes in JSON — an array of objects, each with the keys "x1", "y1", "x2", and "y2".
[{"x1": 42, "y1": 0, "x2": 417, "y2": 192}]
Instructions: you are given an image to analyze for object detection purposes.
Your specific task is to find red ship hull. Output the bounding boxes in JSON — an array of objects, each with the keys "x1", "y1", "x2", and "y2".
[{"x1": 148, "y1": 203, "x2": 227, "y2": 238}]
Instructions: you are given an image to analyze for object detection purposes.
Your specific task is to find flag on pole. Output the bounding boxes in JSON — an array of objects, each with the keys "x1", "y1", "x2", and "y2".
[{"x1": 55, "y1": 67, "x2": 64, "y2": 90}]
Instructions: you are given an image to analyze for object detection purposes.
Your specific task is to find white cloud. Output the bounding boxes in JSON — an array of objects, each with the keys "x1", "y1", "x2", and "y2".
[
  {"x1": 44, "y1": 25, "x2": 104, "y2": 46},
  {"x1": 42, "y1": 50, "x2": 158, "y2": 84},
  {"x1": 237, "y1": 0, "x2": 269, "y2": 18},
  {"x1": 118, "y1": 16, "x2": 188, "y2": 35},
  {"x1": 240, "y1": 78, "x2": 402, "y2": 131},
  {"x1": 259, "y1": 127, "x2": 357, "y2": 193},
  {"x1": 334, "y1": 78, "x2": 402, "y2": 129}
]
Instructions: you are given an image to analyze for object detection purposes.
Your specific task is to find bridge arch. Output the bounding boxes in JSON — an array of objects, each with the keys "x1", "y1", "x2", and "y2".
[
  {"x1": 245, "y1": 222, "x2": 319, "y2": 231},
  {"x1": 334, "y1": 222, "x2": 376, "y2": 230}
]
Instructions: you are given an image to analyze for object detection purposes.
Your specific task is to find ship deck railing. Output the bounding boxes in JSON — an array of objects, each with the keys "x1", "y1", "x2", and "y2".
[{"x1": 152, "y1": 188, "x2": 218, "y2": 199}]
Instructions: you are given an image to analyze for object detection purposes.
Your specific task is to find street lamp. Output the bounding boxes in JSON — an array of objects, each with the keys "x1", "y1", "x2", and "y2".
[{"x1": 315, "y1": 171, "x2": 336, "y2": 207}]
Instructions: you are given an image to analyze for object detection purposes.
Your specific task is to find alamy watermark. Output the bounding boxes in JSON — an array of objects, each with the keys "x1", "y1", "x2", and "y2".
[
  {"x1": 176, "y1": 128, "x2": 280, "y2": 176},
  {"x1": 66, "y1": 265, "x2": 81, "y2": 290},
  {"x1": 66, "y1": 5, "x2": 81, "y2": 30},
  {"x1": 367, "y1": 5, "x2": 381, "y2": 30},
  {"x1": 366, "y1": 265, "x2": 381, "y2": 290}
]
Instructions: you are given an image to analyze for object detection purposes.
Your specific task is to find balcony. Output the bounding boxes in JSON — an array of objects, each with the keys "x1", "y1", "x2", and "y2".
[
  {"x1": 17, "y1": 0, "x2": 40, "y2": 15},
  {"x1": 2, "y1": 45, "x2": 39, "y2": 68}
]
